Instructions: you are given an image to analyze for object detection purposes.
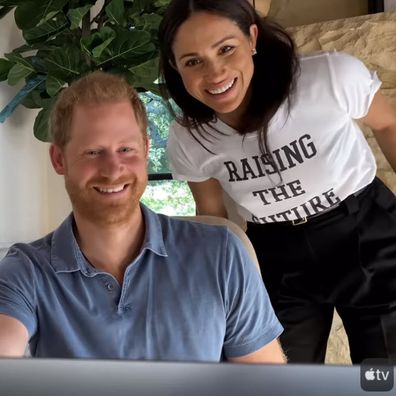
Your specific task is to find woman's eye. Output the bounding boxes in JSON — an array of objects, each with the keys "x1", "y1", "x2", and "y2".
[
  {"x1": 219, "y1": 45, "x2": 234, "y2": 55},
  {"x1": 185, "y1": 58, "x2": 201, "y2": 67}
]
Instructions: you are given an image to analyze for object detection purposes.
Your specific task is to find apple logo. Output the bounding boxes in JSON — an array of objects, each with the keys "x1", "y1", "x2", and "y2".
[{"x1": 365, "y1": 368, "x2": 375, "y2": 381}]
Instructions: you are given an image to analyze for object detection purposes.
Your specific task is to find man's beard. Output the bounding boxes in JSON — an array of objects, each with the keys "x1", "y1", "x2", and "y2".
[{"x1": 65, "y1": 174, "x2": 147, "y2": 227}]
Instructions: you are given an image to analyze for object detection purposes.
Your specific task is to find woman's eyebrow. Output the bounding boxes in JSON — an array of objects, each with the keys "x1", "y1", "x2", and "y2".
[{"x1": 178, "y1": 35, "x2": 236, "y2": 61}]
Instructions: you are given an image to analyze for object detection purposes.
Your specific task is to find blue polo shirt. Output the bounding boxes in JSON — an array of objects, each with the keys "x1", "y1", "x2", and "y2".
[{"x1": 0, "y1": 205, "x2": 282, "y2": 361}]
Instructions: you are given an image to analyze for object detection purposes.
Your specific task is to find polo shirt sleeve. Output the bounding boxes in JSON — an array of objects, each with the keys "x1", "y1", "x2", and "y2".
[
  {"x1": 167, "y1": 121, "x2": 210, "y2": 182},
  {"x1": 0, "y1": 247, "x2": 38, "y2": 337},
  {"x1": 328, "y1": 52, "x2": 381, "y2": 119},
  {"x1": 221, "y1": 231, "x2": 283, "y2": 359}
]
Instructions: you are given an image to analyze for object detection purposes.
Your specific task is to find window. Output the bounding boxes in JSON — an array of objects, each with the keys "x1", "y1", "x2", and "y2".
[{"x1": 140, "y1": 92, "x2": 195, "y2": 216}]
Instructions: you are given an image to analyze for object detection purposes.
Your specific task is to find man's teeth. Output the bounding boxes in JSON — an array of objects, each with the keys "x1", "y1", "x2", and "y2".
[
  {"x1": 208, "y1": 79, "x2": 235, "y2": 95},
  {"x1": 96, "y1": 185, "x2": 125, "y2": 193}
]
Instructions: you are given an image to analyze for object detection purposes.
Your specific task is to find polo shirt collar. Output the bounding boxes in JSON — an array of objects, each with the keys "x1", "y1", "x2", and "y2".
[
  {"x1": 140, "y1": 204, "x2": 168, "y2": 257},
  {"x1": 50, "y1": 204, "x2": 168, "y2": 274}
]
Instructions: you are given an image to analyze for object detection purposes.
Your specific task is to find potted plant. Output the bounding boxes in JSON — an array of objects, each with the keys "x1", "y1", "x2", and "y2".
[{"x1": 0, "y1": 0, "x2": 171, "y2": 141}]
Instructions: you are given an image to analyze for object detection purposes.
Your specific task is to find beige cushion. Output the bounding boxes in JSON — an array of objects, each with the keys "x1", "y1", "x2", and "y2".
[{"x1": 251, "y1": 0, "x2": 271, "y2": 16}]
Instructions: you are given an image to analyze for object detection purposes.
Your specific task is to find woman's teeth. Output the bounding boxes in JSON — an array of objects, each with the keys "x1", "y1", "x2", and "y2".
[{"x1": 208, "y1": 79, "x2": 235, "y2": 95}]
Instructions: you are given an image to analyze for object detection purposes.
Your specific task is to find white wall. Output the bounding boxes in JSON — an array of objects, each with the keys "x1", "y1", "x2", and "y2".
[
  {"x1": 268, "y1": 0, "x2": 368, "y2": 26},
  {"x1": 385, "y1": 0, "x2": 396, "y2": 10},
  {"x1": 0, "y1": 11, "x2": 70, "y2": 248}
]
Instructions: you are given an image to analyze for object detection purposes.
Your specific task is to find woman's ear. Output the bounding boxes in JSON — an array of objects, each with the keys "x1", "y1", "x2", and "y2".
[
  {"x1": 169, "y1": 58, "x2": 178, "y2": 71},
  {"x1": 249, "y1": 24, "x2": 258, "y2": 51},
  {"x1": 49, "y1": 144, "x2": 66, "y2": 175}
]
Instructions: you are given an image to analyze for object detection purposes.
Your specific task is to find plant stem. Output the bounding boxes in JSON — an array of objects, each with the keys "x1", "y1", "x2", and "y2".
[
  {"x1": 81, "y1": 10, "x2": 92, "y2": 69},
  {"x1": 94, "y1": 0, "x2": 111, "y2": 30}
]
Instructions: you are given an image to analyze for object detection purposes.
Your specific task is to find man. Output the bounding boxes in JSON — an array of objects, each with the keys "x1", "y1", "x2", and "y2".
[{"x1": 0, "y1": 71, "x2": 284, "y2": 363}]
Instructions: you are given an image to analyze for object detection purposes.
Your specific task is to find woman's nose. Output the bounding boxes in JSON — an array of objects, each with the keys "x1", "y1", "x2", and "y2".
[{"x1": 205, "y1": 59, "x2": 226, "y2": 81}]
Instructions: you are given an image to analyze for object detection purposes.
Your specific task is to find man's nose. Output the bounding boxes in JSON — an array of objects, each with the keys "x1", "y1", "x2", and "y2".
[{"x1": 100, "y1": 152, "x2": 123, "y2": 179}]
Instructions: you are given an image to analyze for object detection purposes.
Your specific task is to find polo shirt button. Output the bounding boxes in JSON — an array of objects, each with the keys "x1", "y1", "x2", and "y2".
[
  {"x1": 123, "y1": 305, "x2": 131, "y2": 312},
  {"x1": 105, "y1": 283, "x2": 114, "y2": 291}
]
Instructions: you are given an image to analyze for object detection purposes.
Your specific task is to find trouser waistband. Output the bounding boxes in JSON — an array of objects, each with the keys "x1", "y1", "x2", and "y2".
[{"x1": 247, "y1": 183, "x2": 371, "y2": 227}]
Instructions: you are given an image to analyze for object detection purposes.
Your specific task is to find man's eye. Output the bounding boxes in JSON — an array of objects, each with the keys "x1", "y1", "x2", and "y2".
[
  {"x1": 219, "y1": 45, "x2": 234, "y2": 55},
  {"x1": 85, "y1": 150, "x2": 100, "y2": 157},
  {"x1": 185, "y1": 58, "x2": 201, "y2": 67},
  {"x1": 119, "y1": 147, "x2": 133, "y2": 153}
]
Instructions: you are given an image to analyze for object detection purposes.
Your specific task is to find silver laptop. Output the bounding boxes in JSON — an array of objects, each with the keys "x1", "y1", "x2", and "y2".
[{"x1": 0, "y1": 358, "x2": 393, "y2": 396}]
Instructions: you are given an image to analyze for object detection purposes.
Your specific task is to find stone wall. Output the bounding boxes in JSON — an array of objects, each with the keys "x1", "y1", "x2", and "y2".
[
  {"x1": 287, "y1": 11, "x2": 396, "y2": 364},
  {"x1": 288, "y1": 11, "x2": 396, "y2": 194}
]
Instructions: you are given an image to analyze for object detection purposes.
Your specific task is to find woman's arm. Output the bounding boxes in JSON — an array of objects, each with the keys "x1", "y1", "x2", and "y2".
[
  {"x1": 188, "y1": 178, "x2": 228, "y2": 218},
  {"x1": 359, "y1": 91, "x2": 396, "y2": 172}
]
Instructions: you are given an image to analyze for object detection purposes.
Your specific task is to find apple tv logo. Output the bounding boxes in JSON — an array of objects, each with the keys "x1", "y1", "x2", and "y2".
[{"x1": 361, "y1": 359, "x2": 394, "y2": 391}]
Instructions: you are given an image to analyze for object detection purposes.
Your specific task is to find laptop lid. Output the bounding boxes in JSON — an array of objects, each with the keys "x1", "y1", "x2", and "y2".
[{"x1": 0, "y1": 358, "x2": 393, "y2": 396}]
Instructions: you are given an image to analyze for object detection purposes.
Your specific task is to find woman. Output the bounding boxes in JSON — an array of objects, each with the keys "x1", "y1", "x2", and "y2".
[{"x1": 158, "y1": 0, "x2": 396, "y2": 363}]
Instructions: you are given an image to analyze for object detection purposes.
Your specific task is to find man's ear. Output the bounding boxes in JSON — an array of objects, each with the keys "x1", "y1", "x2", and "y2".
[
  {"x1": 145, "y1": 137, "x2": 150, "y2": 160},
  {"x1": 49, "y1": 144, "x2": 66, "y2": 175}
]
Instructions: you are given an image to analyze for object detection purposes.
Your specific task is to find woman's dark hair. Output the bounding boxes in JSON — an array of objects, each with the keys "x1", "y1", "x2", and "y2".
[{"x1": 158, "y1": 0, "x2": 300, "y2": 156}]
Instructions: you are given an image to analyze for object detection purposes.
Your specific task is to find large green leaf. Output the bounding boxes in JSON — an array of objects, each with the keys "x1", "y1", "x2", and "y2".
[
  {"x1": 21, "y1": 91, "x2": 43, "y2": 109},
  {"x1": 30, "y1": 54, "x2": 48, "y2": 74},
  {"x1": 92, "y1": 37, "x2": 117, "y2": 59},
  {"x1": 128, "y1": 0, "x2": 168, "y2": 15},
  {"x1": 7, "y1": 62, "x2": 34, "y2": 85},
  {"x1": 22, "y1": 89, "x2": 53, "y2": 109},
  {"x1": 42, "y1": 28, "x2": 80, "y2": 49},
  {"x1": 46, "y1": 75, "x2": 65, "y2": 97},
  {"x1": 44, "y1": 46, "x2": 86, "y2": 81},
  {"x1": 38, "y1": 10, "x2": 60, "y2": 25},
  {"x1": 105, "y1": 0, "x2": 125, "y2": 26},
  {"x1": 116, "y1": 65, "x2": 161, "y2": 96},
  {"x1": 14, "y1": 0, "x2": 68, "y2": 30},
  {"x1": 96, "y1": 30, "x2": 154, "y2": 67},
  {"x1": 4, "y1": 52, "x2": 34, "y2": 68},
  {"x1": 132, "y1": 13, "x2": 162, "y2": 34},
  {"x1": 128, "y1": 0, "x2": 149, "y2": 16},
  {"x1": 34, "y1": 105, "x2": 54, "y2": 142},
  {"x1": 128, "y1": 56, "x2": 159, "y2": 84},
  {"x1": 80, "y1": 27, "x2": 116, "y2": 59},
  {"x1": 8, "y1": 43, "x2": 33, "y2": 54},
  {"x1": 67, "y1": 5, "x2": 91, "y2": 30},
  {"x1": 23, "y1": 13, "x2": 69, "y2": 44},
  {"x1": 0, "y1": 58, "x2": 13, "y2": 81}
]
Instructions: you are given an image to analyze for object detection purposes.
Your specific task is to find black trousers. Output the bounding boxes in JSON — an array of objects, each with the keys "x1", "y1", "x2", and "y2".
[{"x1": 246, "y1": 177, "x2": 396, "y2": 364}]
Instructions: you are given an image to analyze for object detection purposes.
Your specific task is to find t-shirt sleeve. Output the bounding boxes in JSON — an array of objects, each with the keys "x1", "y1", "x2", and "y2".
[
  {"x1": 167, "y1": 121, "x2": 210, "y2": 182},
  {"x1": 222, "y1": 231, "x2": 283, "y2": 358},
  {"x1": 0, "y1": 247, "x2": 38, "y2": 337},
  {"x1": 329, "y1": 52, "x2": 382, "y2": 119}
]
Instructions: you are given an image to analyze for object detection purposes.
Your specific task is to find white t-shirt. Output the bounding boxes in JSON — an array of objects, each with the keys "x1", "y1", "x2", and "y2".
[{"x1": 167, "y1": 52, "x2": 381, "y2": 223}]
